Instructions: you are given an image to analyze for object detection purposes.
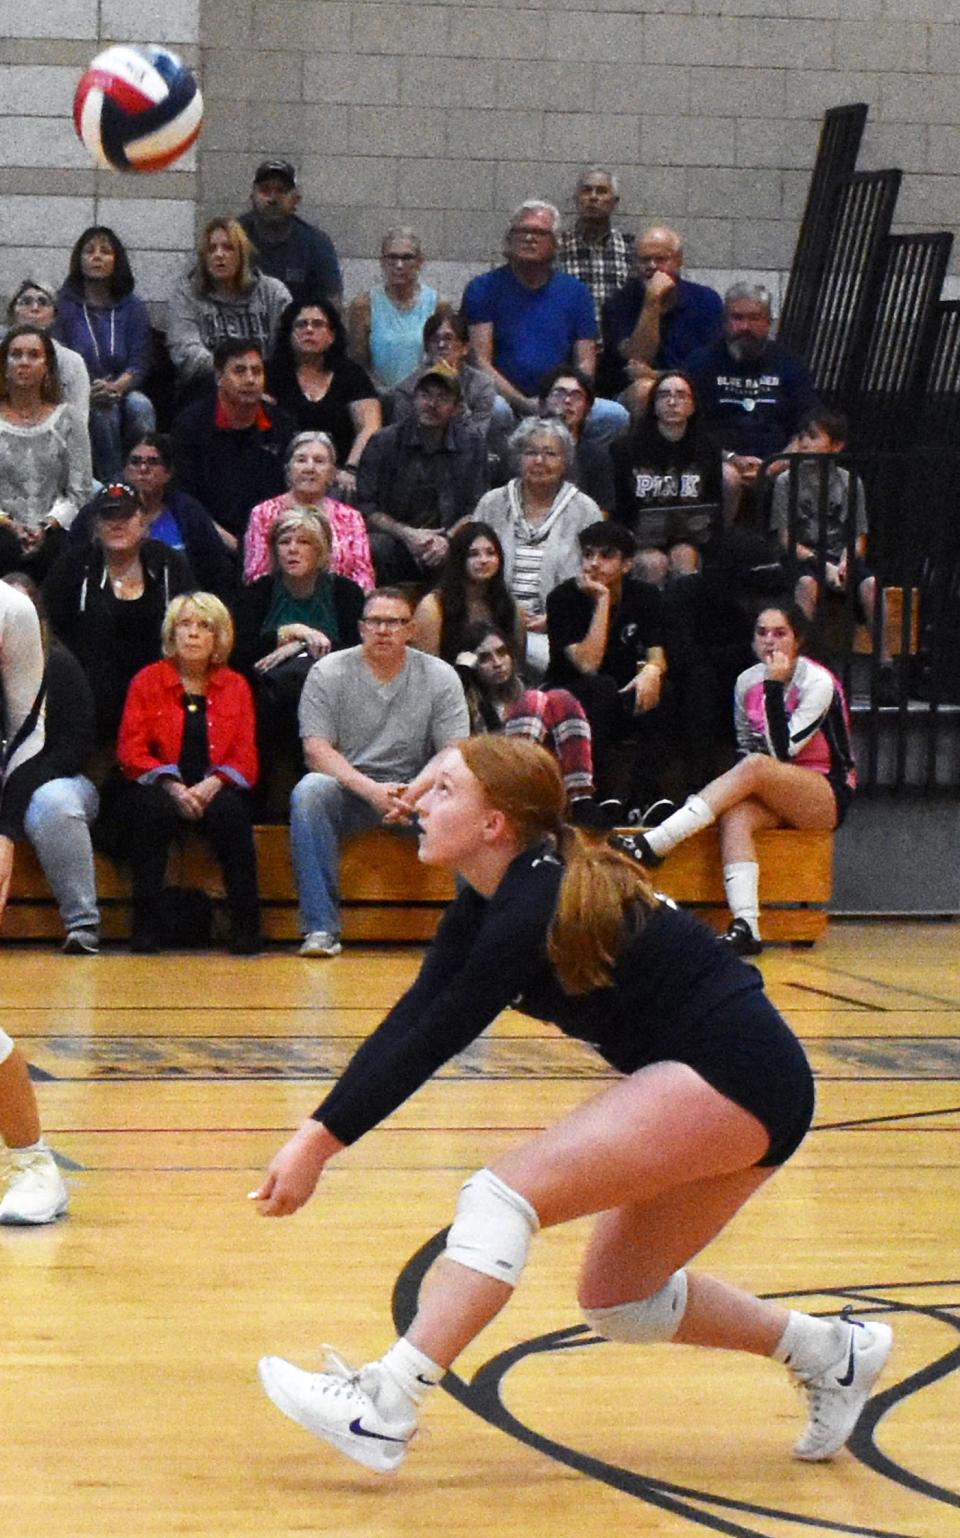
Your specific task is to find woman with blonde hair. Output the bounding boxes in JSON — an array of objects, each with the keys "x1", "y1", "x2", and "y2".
[
  {"x1": 235, "y1": 507, "x2": 364, "y2": 772},
  {"x1": 254, "y1": 735, "x2": 890, "y2": 1474},
  {"x1": 113, "y1": 591, "x2": 260, "y2": 953},
  {"x1": 167, "y1": 218, "x2": 291, "y2": 398}
]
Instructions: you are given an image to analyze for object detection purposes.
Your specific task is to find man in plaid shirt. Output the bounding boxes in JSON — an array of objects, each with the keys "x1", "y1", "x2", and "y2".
[{"x1": 558, "y1": 167, "x2": 634, "y2": 333}]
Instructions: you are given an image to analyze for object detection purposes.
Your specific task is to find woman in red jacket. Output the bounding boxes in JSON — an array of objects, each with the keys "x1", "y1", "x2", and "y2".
[{"x1": 115, "y1": 591, "x2": 261, "y2": 953}]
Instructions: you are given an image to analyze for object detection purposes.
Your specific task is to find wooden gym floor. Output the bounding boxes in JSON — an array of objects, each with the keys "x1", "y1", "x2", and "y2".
[{"x1": 2, "y1": 918, "x2": 958, "y2": 1538}]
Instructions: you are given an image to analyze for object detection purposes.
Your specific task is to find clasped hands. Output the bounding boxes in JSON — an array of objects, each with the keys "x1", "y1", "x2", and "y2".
[{"x1": 161, "y1": 773, "x2": 223, "y2": 820}]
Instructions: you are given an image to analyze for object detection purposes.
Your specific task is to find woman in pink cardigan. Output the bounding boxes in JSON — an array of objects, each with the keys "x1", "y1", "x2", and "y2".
[{"x1": 243, "y1": 431, "x2": 374, "y2": 591}]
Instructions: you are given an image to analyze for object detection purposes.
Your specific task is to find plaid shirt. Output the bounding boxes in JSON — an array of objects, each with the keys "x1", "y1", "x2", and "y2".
[
  {"x1": 557, "y1": 225, "x2": 634, "y2": 329},
  {"x1": 502, "y1": 688, "x2": 594, "y2": 798}
]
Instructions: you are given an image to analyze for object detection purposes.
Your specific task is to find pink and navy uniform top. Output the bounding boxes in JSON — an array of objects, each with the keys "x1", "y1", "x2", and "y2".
[{"x1": 734, "y1": 655, "x2": 856, "y2": 795}]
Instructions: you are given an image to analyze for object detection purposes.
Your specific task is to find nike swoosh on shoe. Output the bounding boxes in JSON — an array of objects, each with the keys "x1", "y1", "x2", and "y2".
[
  {"x1": 348, "y1": 1418, "x2": 410, "y2": 1445},
  {"x1": 835, "y1": 1327, "x2": 859, "y2": 1387}
]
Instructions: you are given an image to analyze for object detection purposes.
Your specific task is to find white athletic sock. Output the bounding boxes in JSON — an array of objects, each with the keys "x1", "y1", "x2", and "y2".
[
  {"x1": 772, "y1": 1310, "x2": 848, "y2": 1375},
  {"x1": 723, "y1": 861, "x2": 760, "y2": 939},
  {"x1": 8, "y1": 1137, "x2": 46, "y2": 1154},
  {"x1": 376, "y1": 1337, "x2": 444, "y2": 1413},
  {"x1": 645, "y1": 794, "x2": 715, "y2": 856}
]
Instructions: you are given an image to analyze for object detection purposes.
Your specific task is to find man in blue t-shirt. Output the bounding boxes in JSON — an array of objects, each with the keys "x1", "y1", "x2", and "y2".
[{"x1": 463, "y1": 200, "x2": 627, "y2": 444}]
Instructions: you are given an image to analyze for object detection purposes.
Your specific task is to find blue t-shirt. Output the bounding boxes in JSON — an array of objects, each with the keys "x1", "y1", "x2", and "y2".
[{"x1": 462, "y1": 265, "x2": 597, "y2": 397}]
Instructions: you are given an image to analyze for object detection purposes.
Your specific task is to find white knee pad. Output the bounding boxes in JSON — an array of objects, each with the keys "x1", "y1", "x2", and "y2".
[
  {"x1": 583, "y1": 1270, "x2": 688, "y2": 1344},
  {"x1": 444, "y1": 1168, "x2": 539, "y2": 1288},
  {"x1": 0, "y1": 1026, "x2": 14, "y2": 1065}
]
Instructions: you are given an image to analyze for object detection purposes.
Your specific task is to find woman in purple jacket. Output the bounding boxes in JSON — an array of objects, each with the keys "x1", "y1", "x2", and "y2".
[{"x1": 55, "y1": 227, "x2": 155, "y2": 481}]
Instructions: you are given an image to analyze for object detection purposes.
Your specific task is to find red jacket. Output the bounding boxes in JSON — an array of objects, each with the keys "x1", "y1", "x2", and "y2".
[{"x1": 118, "y1": 659, "x2": 258, "y2": 790}]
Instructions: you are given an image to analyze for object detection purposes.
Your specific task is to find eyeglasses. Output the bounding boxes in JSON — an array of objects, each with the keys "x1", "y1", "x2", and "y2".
[
  {"x1": 547, "y1": 387, "x2": 587, "y2": 402},
  {"x1": 292, "y1": 316, "x2": 331, "y2": 330},
  {"x1": 511, "y1": 227, "x2": 552, "y2": 240},
  {"x1": 361, "y1": 615, "x2": 410, "y2": 630},
  {"x1": 16, "y1": 294, "x2": 53, "y2": 309},
  {"x1": 521, "y1": 446, "x2": 564, "y2": 460},
  {"x1": 127, "y1": 455, "x2": 164, "y2": 468}
]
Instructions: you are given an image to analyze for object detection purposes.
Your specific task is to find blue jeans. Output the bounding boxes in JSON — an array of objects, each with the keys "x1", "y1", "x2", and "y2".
[
  {"x1": 289, "y1": 773, "x2": 384, "y2": 936},
  {"x1": 23, "y1": 775, "x2": 100, "y2": 936},
  {"x1": 88, "y1": 390, "x2": 156, "y2": 481},
  {"x1": 492, "y1": 393, "x2": 629, "y2": 446},
  {"x1": 581, "y1": 396, "x2": 630, "y2": 447}
]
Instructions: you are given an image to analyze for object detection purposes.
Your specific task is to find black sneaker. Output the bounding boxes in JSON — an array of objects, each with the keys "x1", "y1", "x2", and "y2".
[
  {"x1": 595, "y1": 797, "x2": 624, "y2": 826},
  {"x1": 569, "y1": 798, "x2": 620, "y2": 832},
  {"x1": 718, "y1": 917, "x2": 763, "y2": 957},
  {"x1": 611, "y1": 832, "x2": 663, "y2": 869},
  {"x1": 639, "y1": 798, "x2": 677, "y2": 828}
]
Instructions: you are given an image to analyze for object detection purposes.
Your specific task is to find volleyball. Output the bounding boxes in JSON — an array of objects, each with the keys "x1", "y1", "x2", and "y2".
[{"x1": 73, "y1": 44, "x2": 203, "y2": 172}]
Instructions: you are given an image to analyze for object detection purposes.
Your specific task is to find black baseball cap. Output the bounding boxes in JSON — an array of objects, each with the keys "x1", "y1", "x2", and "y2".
[
  {"x1": 93, "y1": 482, "x2": 140, "y2": 519},
  {"x1": 254, "y1": 159, "x2": 296, "y2": 187}
]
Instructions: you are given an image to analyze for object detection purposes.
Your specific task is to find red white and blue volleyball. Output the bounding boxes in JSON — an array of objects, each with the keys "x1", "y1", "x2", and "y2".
[{"x1": 73, "y1": 45, "x2": 203, "y2": 172}]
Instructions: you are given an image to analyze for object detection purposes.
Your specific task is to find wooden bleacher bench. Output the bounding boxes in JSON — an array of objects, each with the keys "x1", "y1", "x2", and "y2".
[{"x1": 5, "y1": 825, "x2": 833, "y2": 945}]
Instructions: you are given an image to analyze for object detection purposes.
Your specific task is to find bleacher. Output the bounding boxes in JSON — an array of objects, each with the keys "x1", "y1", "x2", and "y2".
[{"x1": 5, "y1": 823, "x2": 833, "y2": 946}]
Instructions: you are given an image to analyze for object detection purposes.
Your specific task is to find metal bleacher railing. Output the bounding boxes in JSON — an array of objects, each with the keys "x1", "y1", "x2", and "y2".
[
  {"x1": 771, "y1": 103, "x2": 960, "y2": 795},
  {"x1": 764, "y1": 448, "x2": 960, "y2": 796}
]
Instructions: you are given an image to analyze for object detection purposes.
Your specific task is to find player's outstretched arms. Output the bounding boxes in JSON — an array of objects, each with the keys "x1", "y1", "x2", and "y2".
[{"x1": 250, "y1": 1119, "x2": 345, "y2": 1217}]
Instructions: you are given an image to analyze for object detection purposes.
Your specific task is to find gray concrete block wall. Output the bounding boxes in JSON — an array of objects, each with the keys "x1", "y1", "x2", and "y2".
[
  {"x1": 1, "y1": 2, "x2": 959, "y2": 329},
  {"x1": 0, "y1": 3, "x2": 198, "y2": 310}
]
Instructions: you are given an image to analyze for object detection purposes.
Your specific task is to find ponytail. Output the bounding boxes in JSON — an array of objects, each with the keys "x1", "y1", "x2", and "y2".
[
  {"x1": 457, "y1": 735, "x2": 657, "y2": 994},
  {"x1": 549, "y1": 826, "x2": 656, "y2": 994}
]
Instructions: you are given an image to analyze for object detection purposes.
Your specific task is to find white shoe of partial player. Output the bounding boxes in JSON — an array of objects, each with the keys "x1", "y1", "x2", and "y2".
[
  {"x1": 0, "y1": 1147, "x2": 69, "y2": 1225},
  {"x1": 298, "y1": 931, "x2": 342, "y2": 958},
  {"x1": 792, "y1": 1317, "x2": 893, "y2": 1460},
  {"x1": 258, "y1": 1350, "x2": 416, "y2": 1473}
]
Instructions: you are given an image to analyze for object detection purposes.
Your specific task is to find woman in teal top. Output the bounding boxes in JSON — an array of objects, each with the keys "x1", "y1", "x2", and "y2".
[
  {"x1": 347, "y1": 228, "x2": 440, "y2": 391},
  {"x1": 234, "y1": 508, "x2": 364, "y2": 763}
]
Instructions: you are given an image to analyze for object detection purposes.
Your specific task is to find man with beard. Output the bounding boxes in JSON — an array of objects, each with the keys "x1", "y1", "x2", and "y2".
[
  {"x1": 685, "y1": 284, "x2": 818, "y2": 519},
  {"x1": 237, "y1": 160, "x2": 342, "y2": 308}
]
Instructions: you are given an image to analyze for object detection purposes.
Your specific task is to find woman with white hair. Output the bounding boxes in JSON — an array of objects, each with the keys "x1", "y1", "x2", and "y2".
[{"x1": 470, "y1": 417, "x2": 602, "y2": 674}]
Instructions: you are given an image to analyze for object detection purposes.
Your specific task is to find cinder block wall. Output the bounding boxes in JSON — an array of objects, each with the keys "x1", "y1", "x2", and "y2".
[
  {"x1": 0, "y1": 1, "x2": 198, "y2": 309},
  {"x1": 2, "y1": 2, "x2": 958, "y2": 324}
]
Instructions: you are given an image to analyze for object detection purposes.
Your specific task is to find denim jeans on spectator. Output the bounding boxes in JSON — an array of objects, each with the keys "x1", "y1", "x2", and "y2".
[
  {"x1": 23, "y1": 775, "x2": 100, "y2": 936},
  {"x1": 289, "y1": 773, "x2": 383, "y2": 936},
  {"x1": 492, "y1": 394, "x2": 629, "y2": 448},
  {"x1": 89, "y1": 390, "x2": 157, "y2": 481}
]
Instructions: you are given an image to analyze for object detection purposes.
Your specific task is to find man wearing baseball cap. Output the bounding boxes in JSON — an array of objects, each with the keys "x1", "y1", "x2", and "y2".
[
  {"x1": 355, "y1": 361, "x2": 488, "y2": 582},
  {"x1": 238, "y1": 160, "x2": 342, "y2": 307}
]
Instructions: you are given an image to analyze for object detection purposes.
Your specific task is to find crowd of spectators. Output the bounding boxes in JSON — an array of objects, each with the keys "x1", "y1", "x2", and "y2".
[{"x1": 0, "y1": 157, "x2": 873, "y2": 959}]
